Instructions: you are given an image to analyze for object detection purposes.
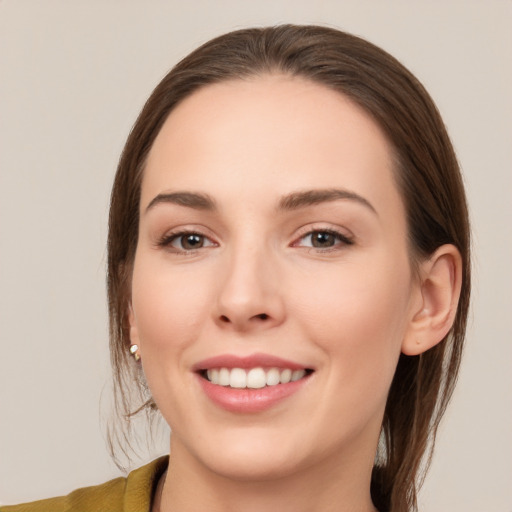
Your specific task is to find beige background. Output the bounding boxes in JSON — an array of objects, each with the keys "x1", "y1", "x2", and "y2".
[{"x1": 1, "y1": 1, "x2": 511, "y2": 510}]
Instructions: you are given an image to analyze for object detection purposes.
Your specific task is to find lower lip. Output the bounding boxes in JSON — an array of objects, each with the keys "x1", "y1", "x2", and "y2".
[{"x1": 196, "y1": 373, "x2": 311, "y2": 413}]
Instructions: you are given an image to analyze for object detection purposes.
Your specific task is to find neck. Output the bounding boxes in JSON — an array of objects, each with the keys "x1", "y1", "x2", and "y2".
[{"x1": 157, "y1": 437, "x2": 378, "y2": 512}]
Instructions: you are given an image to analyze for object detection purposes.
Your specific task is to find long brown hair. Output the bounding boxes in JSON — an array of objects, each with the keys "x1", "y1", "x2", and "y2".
[{"x1": 107, "y1": 25, "x2": 470, "y2": 511}]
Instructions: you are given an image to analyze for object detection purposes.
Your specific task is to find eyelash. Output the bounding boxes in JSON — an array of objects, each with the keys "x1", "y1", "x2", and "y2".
[
  {"x1": 293, "y1": 228, "x2": 354, "y2": 251},
  {"x1": 157, "y1": 230, "x2": 217, "y2": 254},
  {"x1": 157, "y1": 228, "x2": 354, "y2": 254}
]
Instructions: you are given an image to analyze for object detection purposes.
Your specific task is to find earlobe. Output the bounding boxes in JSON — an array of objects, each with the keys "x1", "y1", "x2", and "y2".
[
  {"x1": 402, "y1": 244, "x2": 463, "y2": 356},
  {"x1": 128, "y1": 303, "x2": 142, "y2": 361},
  {"x1": 128, "y1": 303, "x2": 140, "y2": 345}
]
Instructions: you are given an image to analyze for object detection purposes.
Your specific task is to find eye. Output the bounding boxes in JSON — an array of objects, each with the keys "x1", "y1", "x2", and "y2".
[
  {"x1": 160, "y1": 231, "x2": 216, "y2": 252},
  {"x1": 295, "y1": 229, "x2": 353, "y2": 249}
]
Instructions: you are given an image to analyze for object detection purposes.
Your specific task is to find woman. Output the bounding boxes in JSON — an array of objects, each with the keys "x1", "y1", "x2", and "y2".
[{"x1": 3, "y1": 24, "x2": 470, "y2": 512}]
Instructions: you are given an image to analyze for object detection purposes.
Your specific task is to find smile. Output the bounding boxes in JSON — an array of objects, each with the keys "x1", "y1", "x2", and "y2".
[
  {"x1": 194, "y1": 354, "x2": 314, "y2": 413},
  {"x1": 204, "y1": 367, "x2": 309, "y2": 389}
]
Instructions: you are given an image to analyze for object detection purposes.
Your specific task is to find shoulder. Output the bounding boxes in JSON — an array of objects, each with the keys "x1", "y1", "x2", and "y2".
[
  {"x1": 0, "y1": 476, "x2": 126, "y2": 512},
  {"x1": 1, "y1": 456, "x2": 169, "y2": 512}
]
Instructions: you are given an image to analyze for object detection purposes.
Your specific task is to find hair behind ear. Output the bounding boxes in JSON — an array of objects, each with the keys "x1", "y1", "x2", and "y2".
[{"x1": 377, "y1": 243, "x2": 465, "y2": 510}]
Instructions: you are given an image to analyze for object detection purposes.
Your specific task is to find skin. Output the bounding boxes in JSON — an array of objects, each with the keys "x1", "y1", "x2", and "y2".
[{"x1": 129, "y1": 75, "x2": 461, "y2": 512}]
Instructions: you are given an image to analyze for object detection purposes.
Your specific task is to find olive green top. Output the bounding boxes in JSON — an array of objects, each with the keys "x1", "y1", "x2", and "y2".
[{"x1": 1, "y1": 456, "x2": 169, "y2": 512}]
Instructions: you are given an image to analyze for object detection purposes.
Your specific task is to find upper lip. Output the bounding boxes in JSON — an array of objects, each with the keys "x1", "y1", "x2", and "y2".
[{"x1": 192, "y1": 353, "x2": 312, "y2": 372}]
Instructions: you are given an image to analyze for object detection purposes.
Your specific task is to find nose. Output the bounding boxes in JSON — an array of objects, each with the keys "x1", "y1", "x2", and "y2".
[{"x1": 214, "y1": 244, "x2": 285, "y2": 332}]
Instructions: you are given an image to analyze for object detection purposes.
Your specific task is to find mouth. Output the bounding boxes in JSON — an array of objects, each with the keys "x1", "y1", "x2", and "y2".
[
  {"x1": 193, "y1": 354, "x2": 314, "y2": 412},
  {"x1": 199, "y1": 367, "x2": 314, "y2": 389}
]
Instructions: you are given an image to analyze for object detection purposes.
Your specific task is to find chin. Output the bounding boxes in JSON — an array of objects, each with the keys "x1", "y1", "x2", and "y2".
[
  {"x1": 205, "y1": 449, "x2": 305, "y2": 483},
  {"x1": 174, "y1": 424, "x2": 311, "y2": 482}
]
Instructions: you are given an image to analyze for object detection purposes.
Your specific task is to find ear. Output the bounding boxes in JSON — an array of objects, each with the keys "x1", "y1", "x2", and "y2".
[
  {"x1": 402, "y1": 244, "x2": 463, "y2": 356},
  {"x1": 128, "y1": 302, "x2": 140, "y2": 346}
]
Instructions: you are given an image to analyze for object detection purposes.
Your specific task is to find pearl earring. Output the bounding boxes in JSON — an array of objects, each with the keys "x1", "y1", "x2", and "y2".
[{"x1": 129, "y1": 344, "x2": 141, "y2": 362}]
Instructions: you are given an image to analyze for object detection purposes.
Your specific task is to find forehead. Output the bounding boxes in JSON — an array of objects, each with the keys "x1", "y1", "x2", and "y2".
[{"x1": 142, "y1": 74, "x2": 403, "y2": 220}]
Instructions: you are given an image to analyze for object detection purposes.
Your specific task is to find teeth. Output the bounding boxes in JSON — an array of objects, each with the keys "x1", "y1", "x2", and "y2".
[
  {"x1": 291, "y1": 370, "x2": 305, "y2": 382},
  {"x1": 247, "y1": 368, "x2": 267, "y2": 389},
  {"x1": 205, "y1": 367, "x2": 308, "y2": 388},
  {"x1": 280, "y1": 368, "x2": 292, "y2": 384},
  {"x1": 266, "y1": 368, "x2": 280, "y2": 386},
  {"x1": 230, "y1": 368, "x2": 246, "y2": 388},
  {"x1": 207, "y1": 369, "x2": 218, "y2": 383},
  {"x1": 219, "y1": 367, "x2": 230, "y2": 386}
]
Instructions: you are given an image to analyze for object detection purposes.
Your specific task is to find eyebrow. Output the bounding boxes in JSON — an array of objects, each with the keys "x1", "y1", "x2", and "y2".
[
  {"x1": 144, "y1": 188, "x2": 377, "y2": 216},
  {"x1": 278, "y1": 188, "x2": 377, "y2": 215},
  {"x1": 145, "y1": 192, "x2": 217, "y2": 213}
]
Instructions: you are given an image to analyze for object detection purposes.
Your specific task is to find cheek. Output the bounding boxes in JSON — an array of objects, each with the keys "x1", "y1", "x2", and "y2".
[
  {"x1": 130, "y1": 255, "x2": 213, "y2": 360},
  {"x1": 296, "y1": 256, "x2": 411, "y2": 334},
  {"x1": 129, "y1": 255, "x2": 220, "y2": 427},
  {"x1": 293, "y1": 257, "x2": 412, "y2": 398}
]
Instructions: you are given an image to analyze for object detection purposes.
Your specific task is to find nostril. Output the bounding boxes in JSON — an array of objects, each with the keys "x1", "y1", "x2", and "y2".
[{"x1": 218, "y1": 312, "x2": 270, "y2": 325}]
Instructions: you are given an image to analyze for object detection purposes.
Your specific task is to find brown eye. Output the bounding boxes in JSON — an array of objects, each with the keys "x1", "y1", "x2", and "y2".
[
  {"x1": 295, "y1": 229, "x2": 354, "y2": 250},
  {"x1": 161, "y1": 231, "x2": 216, "y2": 252},
  {"x1": 311, "y1": 231, "x2": 336, "y2": 248},
  {"x1": 179, "y1": 234, "x2": 205, "y2": 250}
]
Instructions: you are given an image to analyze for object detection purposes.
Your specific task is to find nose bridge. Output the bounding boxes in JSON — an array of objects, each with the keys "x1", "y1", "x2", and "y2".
[{"x1": 215, "y1": 235, "x2": 283, "y2": 329}]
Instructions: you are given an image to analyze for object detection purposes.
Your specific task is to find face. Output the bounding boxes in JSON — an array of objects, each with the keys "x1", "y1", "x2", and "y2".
[{"x1": 129, "y1": 75, "x2": 422, "y2": 481}]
